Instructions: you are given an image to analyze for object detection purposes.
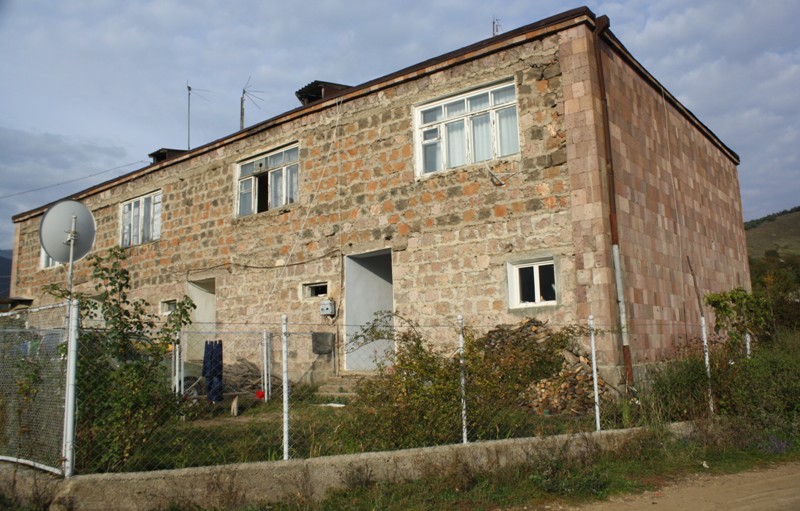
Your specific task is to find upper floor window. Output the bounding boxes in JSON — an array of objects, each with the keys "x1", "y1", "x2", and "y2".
[
  {"x1": 416, "y1": 82, "x2": 520, "y2": 175},
  {"x1": 40, "y1": 247, "x2": 58, "y2": 269},
  {"x1": 121, "y1": 191, "x2": 162, "y2": 247},
  {"x1": 237, "y1": 145, "x2": 299, "y2": 217}
]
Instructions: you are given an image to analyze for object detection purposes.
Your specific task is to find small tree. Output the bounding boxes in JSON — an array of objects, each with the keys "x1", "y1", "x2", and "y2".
[{"x1": 47, "y1": 246, "x2": 194, "y2": 472}]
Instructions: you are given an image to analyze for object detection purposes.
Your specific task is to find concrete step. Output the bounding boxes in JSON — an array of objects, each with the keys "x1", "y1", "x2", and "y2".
[{"x1": 316, "y1": 375, "x2": 363, "y2": 397}]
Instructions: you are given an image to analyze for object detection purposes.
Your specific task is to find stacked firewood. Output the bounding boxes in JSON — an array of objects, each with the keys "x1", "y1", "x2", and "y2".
[
  {"x1": 225, "y1": 359, "x2": 263, "y2": 393},
  {"x1": 527, "y1": 348, "x2": 606, "y2": 415}
]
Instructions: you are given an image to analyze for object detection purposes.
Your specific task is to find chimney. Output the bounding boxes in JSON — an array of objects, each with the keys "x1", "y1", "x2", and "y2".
[
  {"x1": 295, "y1": 81, "x2": 351, "y2": 106},
  {"x1": 148, "y1": 148, "x2": 187, "y2": 164}
]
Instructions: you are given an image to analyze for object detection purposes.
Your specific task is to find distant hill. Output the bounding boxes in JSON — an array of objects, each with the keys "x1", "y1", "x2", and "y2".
[
  {"x1": 746, "y1": 208, "x2": 800, "y2": 259},
  {"x1": 0, "y1": 249, "x2": 11, "y2": 298}
]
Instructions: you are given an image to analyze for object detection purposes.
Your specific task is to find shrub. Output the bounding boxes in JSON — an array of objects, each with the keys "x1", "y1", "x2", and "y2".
[
  {"x1": 46, "y1": 246, "x2": 195, "y2": 472},
  {"x1": 342, "y1": 313, "x2": 592, "y2": 448}
]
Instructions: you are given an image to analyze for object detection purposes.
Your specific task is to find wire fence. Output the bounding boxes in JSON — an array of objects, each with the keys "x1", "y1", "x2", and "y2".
[
  {"x1": 0, "y1": 303, "x2": 70, "y2": 475},
  {"x1": 1, "y1": 305, "x2": 725, "y2": 477}
]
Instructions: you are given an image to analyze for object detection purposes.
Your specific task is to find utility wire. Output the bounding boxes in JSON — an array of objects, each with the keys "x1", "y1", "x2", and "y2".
[{"x1": 0, "y1": 160, "x2": 146, "y2": 200}]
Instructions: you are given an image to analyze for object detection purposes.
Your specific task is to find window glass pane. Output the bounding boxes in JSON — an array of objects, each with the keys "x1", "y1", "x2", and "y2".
[
  {"x1": 421, "y1": 106, "x2": 442, "y2": 124},
  {"x1": 268, "y1": 152, "x2": 284, "y2": 169},
  {"x1": 152, "y1": 193, "x2": 162, "y2": 240},
  {"x1": 284, "y1": 146, "x2": 299, "y2": 162},
  {"x1": 131, "y1": 200, "x2": 140, "y2": 246},
  {"x1": 241, "y1": 161, "x2": 255, "y2": 177},
  {"x1": 269, "y1": 168, "x2": 284, "y2": 208},
  {"x1": 497, "y1": 106, "x2": 520, "y2": 157},
  {"x1": 286, "y1": 164, "x2": 299, "y2": 204},
  {"x1": 444, "y1": 99, "x2": 465, "y2": 119},
  {"x1": 518, "y1": 266, "x2": 536, "y2": 303},
  {"x1": 255, "y1": 158, "x2": 266, "y2": 174},
  {"x1": 468, "y1": 92, "x2": 490, "y2": 112},
  {"x1": 445, "y1": 120, "x2": 466, "y2": 168},
  {"x1": 423, "y1": 142, "x2": 441, "y2": 173},
  {"x1": 492, "y1": 85, "x2": 516, "y2": 105},
  {"x1": 471, "y1": 113, "x2": 492, "y2": 162},
  {"x1": 238, "y1": 179, "x2": 252, "y2": 216},
  {"x1": 538, "y1": 264, "x2": 557, "y2": 301},
  {"x1": 121, "y1": 203, "x2": 131, "y2": 247},
  {"x1": 142, "y1": 195, "x2": 152, "y2": 243},
  {"x1": 423, "y1": 127, "x2": 439, "y2": 141}
]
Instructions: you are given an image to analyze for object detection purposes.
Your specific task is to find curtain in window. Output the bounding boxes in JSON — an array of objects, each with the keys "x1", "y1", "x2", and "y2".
[
  {"x1": 270, "y1": 169, "x2": 284, "y2": 208},
  {"x1": 142, "y1": 195, "x2": 152, "y2": 243},
  {"x1": 121, "y1": 203, "x2": 131, "y2": 247},
  {"x1": 445, "y1": 120, "x2": 466, "y2": 168},
  {"x1": 152, "y1": 193, "x2": 162, "y2": 240},
  {"x1": 497, "y1": 106, "x2": 519, "y2": 157},
  {"x1": 286, "y1": 164, "x2": 299, "y2": 204},
  {"x1": 131, "y1": 200, "x2": 140, "y2": 246},
  {"x1": 471, "y1": 113, "x2": 491, "y2": 162}
]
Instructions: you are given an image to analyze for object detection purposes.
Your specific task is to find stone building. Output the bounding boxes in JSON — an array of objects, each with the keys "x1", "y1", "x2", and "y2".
[{"x1": 10, "y1": 7, "x2": 749, "y2": 383}]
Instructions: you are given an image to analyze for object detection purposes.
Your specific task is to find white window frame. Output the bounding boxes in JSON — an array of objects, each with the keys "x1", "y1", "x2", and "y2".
[
  {"x1": 40, "y1": 247, "x2": 58, "y2": 269},
  {"x1": 160, "y1": 300, "x2": 177, "y2": 315},
  {"x1": 302, "y1": 282, "x2": 329, "y2": 299},
  {"x1": 121, "y1": 190, "x2": 162, "y2": 248},
  {"x1": 237, "y1": 145, "x2": 299, "y2": 217},
  {"x1": 507, "y1": 258, "x2": 557, "y2": 308},
  {"x1": 414, "y1": 81, "x2": 520, "y2": 176}
]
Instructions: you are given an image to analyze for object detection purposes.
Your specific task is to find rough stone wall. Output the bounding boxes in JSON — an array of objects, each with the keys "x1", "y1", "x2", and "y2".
[
  {"x1": 12, "y1": 31, "x2": 580, "y2": 377},
  {"x1": 601, "y1": 43, "x2": 749, "y2": 363}
]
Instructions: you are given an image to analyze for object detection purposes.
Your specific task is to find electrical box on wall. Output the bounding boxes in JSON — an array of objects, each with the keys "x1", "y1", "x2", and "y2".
[{"x1": 319, "y1": 298, "x2": 335, "y2": 317}]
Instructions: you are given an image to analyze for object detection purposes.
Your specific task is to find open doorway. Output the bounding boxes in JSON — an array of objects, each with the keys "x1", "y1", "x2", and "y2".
[
  {"x1": 344, "y1": 250, "x2": 393, "y2": 371},
  {"x1": 184, "y1": 278, "x2": 216, "y2": 362}
]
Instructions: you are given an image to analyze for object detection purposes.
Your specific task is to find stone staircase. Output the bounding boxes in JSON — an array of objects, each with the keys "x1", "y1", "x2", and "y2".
[{"x1": 315, "y1": 375, "x2": 362, "y2": 400}]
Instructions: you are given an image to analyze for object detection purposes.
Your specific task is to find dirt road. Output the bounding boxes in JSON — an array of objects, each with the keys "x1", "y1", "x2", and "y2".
[{"x1": 568, "y1": 462, "x2": 800, "y2": 511}]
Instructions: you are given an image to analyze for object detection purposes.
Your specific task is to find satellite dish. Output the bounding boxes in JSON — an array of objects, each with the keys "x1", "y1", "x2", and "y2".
[{"x1": 40, "y1": 200, "x2": 96, "y2": 263}]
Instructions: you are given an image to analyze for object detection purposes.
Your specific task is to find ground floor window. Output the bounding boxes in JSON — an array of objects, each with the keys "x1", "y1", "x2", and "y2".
[{"x1": 507, "y1": 258, "x2": 557, "y2": 308}]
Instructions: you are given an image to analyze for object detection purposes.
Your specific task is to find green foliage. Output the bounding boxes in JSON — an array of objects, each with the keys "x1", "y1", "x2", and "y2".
[
  {"x1": 604, "y1": 324, "x2": 800, "y2": 447},
  {"x1": 47, "y1": 246, "x2": 195, "y2": 473},
  {"x1": 343, "y1": 313, "x2": 462, "y2": 450},
  {"x1": 341, "y1": 313, "x2": 592, "y2": 449},
  {"x1": 705, "y1": 287, "x2": 773, "y2": 345}
]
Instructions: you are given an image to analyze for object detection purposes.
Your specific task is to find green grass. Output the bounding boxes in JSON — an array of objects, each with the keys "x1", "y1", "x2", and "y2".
[{"x1": 242, "y1": 426, "x2": 798, "y2": 511}]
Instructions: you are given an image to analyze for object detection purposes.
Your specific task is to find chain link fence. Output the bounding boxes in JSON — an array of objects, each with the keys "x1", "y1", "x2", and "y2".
[
  {"x1": 0, "y1": 303, "x2": 70, "y2": 475},
  {"x1": 2, "y1": 306, "x2": 726, "y2": 477}
]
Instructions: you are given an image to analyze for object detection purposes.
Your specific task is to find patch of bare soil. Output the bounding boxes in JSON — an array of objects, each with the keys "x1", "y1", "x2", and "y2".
[{"x1": 564, "y1": 462, "x2": 800, "y2": 511}]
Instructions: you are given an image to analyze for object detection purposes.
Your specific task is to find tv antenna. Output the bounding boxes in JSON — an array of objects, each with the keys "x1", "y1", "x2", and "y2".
[
  {"x1": 492, "y1": 16, "x2": 502, "y2": 36},
  {"x1": 240, "y1": 76, "x2": 264, "y2": 130},
  {"x1": 39, "y1": 200, "x2": 96, "y2": 297},
  {"x1": 187, "y1": 81, "x2": 210, "y2": 150}
]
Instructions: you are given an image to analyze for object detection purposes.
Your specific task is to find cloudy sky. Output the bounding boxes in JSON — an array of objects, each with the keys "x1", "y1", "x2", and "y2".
[{"x1": 1, "y1": 0, "x2": 798, "y2": 253}]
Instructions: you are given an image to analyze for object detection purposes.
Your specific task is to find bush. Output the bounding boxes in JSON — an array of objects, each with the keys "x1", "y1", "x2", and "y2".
[
  {"x1": 46, "y1": 246, "x2": 195, "y2": 472},
  {"x1": 341, "y1": 313, "x2": 592, "y2": 449}
]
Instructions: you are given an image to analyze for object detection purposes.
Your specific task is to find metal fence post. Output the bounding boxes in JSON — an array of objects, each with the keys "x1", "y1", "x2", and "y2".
[
  {"x1": 458, "y1": 315, "x2": 468, "y2": 444},
  {"x1": 589, "y1": 315, "x2": 601, "y2": 432},
  {"x1": 62, "y1": 299, "x2": 79, "y2": 477},
  {"x1": 282, "y1": 315, "x2": 289, "y2": 460},
  {"x1": 700, "y1": 316, "x2": 715, "y2": 414},
  {"x1": 261, "y1": 330, "x2": 270, "y2": 401},
  {"x1": 745, "y1": 332, "x2": 752, "y2": 359}
]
